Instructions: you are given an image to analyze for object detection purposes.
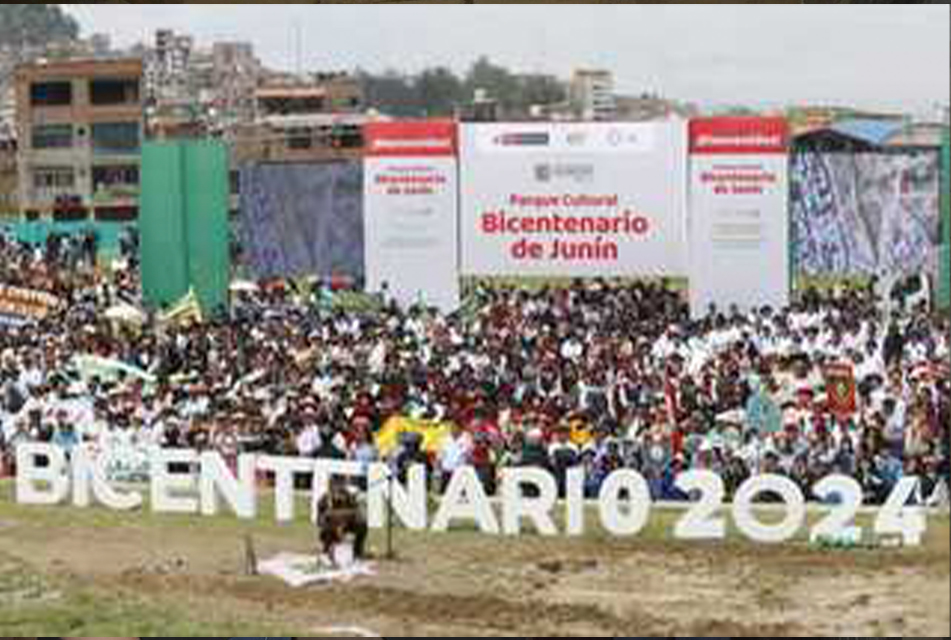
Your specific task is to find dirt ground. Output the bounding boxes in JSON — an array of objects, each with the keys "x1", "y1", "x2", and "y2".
[{"x1": 1, "y1": 497, "x2": 948, "y2": 637}]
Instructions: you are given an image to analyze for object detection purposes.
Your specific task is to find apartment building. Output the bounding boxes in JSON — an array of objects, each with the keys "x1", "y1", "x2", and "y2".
[
  {"x1": 15, "y1": 57, "x2": 143, "y2": 221},
  {"x1": 229, "y1": 74, "x2": 367, "y2": 165},
  {"x1": 569, "y1": 69, "x2": 617, "y2": 122}
]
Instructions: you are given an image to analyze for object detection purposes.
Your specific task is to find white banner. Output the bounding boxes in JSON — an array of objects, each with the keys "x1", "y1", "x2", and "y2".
[
  {"x1": 364, "y1": 122, "x2": 460, "y2": 312},
  {"x1": 688, "y1": 118, "x2": 790, "y2": 318},
  {"x1": 459, "y1": 122, "x2": 688, "y2": 277}
]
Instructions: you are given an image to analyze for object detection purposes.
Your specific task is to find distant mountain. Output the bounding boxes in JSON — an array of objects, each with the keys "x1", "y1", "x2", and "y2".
[{"x1": 0, "y1": 4, "x2": 79, "y2": 49}]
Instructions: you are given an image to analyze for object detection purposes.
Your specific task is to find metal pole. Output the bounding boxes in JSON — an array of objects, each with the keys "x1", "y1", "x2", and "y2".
[{"x1": 386, "y1": 467, "x2": 394, "y2": 559}]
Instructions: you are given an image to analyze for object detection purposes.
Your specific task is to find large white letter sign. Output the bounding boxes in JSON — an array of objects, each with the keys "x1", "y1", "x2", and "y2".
[
  {"x1": 432, "y1": 466, "x2": 499, "y2": 534},
  {"x1": 367, "y1": 463, "x2": 428, "y2": 531},
  {"x1": 151, "y1": 448, "x2": 199, "y2": 514},
  {"x1": 10, "y1": 450, "x2": 929, "y2": 548},
  {"x1": 732, "y1": 474, "x2": 805, "y2": 544},
  {"x1": 597, "y1": 469, "x2": 651, "y2": 536},
  {"x1": 874, "y1": 476, "x2": 926, "y2": 547},
  {"x1": 16, "y1": 443, "x2": 68, "y2": 505},
  {"x1": 199, "y1": 452, "x2": 257, "y2": 519},
  {"x1": 257, "y1": 455, "x2": 317, "y2": 523},
  {"x1": 72, "y1": 445, "x2": 142, "y2": 511},
  {"x1": 673, "y1": 470, "x2": 726, "y2": 540},
  {"x1": 810, "y1": 474, "x2": 862, "y2": 544},
  {"x1": 501, "y1": 467, "x2": 559, "y2": 536},
  {"x1": 565, "y1": 466, "x2": 586, "y2": 537}
]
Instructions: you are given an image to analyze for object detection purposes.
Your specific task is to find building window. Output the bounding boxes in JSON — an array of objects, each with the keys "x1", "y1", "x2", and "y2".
[
  {"x1": 258, "y1": 95, "x2": 325, "y2": 116},
  {"x1": 53, "y1": 198, "x2": 88, "y2": 222},
  {"x1": 30, "y1": 81, "x2": 73, "y2": 107},
  {"x1": 287, "y1": 127, "x2": 313, "y2": 150},
  {"x1": 95, "y1": 205, "x2": 138, "y2": 222},
  {"x1": 92, "y1": 165, "x2": 140, "y2": 189},
  {"x1": 92, "y1": 164, "x2": 139, "y2": 202},
  {"x1": 331, "y1": 96, "x2": 361, "y2": 111},
  {"x1": 32, "y1": 166, "x2": 75, "y2": 190},
  {"x1": 332, "y1": 124, "x2": 363, "y2": 149},
  {"x1": 91, "y1": 122, "x2": 140, "y2": 155},
  {"x1": 32, "y1": 124, "x2": 73, "y2": 150},
  {"x1": 89, "y1": 78, "x2": 140, "y2": 106}
]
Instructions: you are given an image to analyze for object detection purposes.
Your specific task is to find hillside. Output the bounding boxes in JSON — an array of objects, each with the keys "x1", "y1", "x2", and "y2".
[{"x1": 0, "y1": 4, "x2": 79, "y2": 49}]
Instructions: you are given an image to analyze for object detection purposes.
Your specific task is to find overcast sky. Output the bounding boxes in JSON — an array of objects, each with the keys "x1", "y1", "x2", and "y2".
[{"x1": 66, "y1": 4, "x2": 950, "y2": 114}]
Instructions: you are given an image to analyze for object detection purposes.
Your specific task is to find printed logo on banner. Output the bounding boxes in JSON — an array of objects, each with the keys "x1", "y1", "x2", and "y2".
[
  {"x1": 533, "y1": 163, "x2": 595, "y2": 184},
  {"x1": 477, "y1": 123, "x2": 656, "y2": 155},
  {"x1": 565, "y1": 131, "x2": 588, "y2": 147},
  {"x1": 599, "y1": 125, "x2": 651, "y2": 152},
  {"x1": 493, "y1": 131, "x2": 551, "y2": 148}
]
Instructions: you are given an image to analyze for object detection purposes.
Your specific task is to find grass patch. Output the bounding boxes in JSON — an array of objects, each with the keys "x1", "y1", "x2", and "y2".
[{"x1": 0, "y1": 551, "x2": 298, "y2": 636}]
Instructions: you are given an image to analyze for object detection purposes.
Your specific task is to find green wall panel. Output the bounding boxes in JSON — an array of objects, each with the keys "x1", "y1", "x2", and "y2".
[
  {"x1": 140, "y1": 143, "x2": 189, "y2": 310},
  {"x1": 184, "y1": 141, "x2": 230, "y2": 316},
  {"x1": 140, "y1": 141, "x2": 230, "y2": 313}
]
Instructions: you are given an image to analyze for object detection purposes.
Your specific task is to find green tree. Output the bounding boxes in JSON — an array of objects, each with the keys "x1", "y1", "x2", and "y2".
[
  {"x1": 0, "y1": 4, "x2": 79, "y2": 48},
  {"x1": 416, "y1": 66, "x2": 464, "y2": 117},
  {"x1": 362, "y1": 70, "x2": 420, "y2": 117},
  {"x1": 465, "y1": 56, "x2": 519, "y2": 110},
  {"x1": 517, "y1": 73, "x2": 567, "y2": 109},
  {"x1": 359, "y1": 57, "x2": 566, "y2": 119}
]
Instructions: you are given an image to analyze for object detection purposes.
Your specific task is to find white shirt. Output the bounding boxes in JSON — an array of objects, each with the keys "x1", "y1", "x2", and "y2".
[
  {"x1": 368, "y1": 341, "x2": 387, "y2": 376},
  {"x1": 439, "y1": 433, "x2": 472, "y2": 473},
  {"x1": 296, "y1": 425, "x2": 321, "y2": 456},
  {"x1": 561, "y1": 339, "x2": 583, "y2": 361}
]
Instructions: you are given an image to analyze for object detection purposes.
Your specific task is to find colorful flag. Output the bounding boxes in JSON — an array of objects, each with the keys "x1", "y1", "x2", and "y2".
[{"x1": 824, "y1": 363, "x2": 857, "y2": 417}]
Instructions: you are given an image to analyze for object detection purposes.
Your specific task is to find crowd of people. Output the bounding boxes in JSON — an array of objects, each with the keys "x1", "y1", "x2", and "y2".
[{"x1": 0, "y1": 231, "x2": 948, "y2": 508}]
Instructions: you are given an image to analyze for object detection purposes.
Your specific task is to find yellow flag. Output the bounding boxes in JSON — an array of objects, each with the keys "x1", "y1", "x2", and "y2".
[
  {"x1": 160, "y1": 288, "x2": 204, "y2": 327},
  {"x1": 375, "y1": 416, "x2": 454, "y2": 458}
]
